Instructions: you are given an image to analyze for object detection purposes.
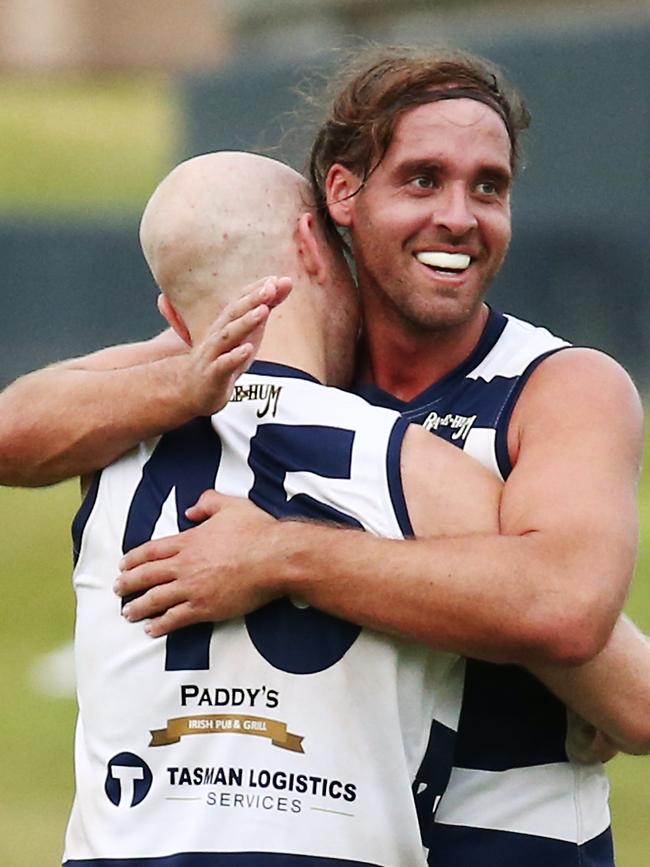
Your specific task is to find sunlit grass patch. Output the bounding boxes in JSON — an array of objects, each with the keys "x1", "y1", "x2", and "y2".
[{"x1": 0, "y1": 74, "x2": 178, "y2": 216}]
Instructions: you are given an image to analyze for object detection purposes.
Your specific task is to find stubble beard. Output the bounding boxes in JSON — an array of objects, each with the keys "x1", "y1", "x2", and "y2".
[
  {"x1": 397, "y1": 246, "x2": 509, "y2": 335},
  {"x1": 355, "y1": 231, "x2": 507, "y2": 339},
  {"x1": 369, "y1": 272, "x2": 490, "y2": 340}
]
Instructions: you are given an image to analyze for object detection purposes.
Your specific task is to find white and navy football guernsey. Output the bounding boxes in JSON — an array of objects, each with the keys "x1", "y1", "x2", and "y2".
[
  {"x1": 356, "y1": 308, "x2": 615, "y2": 867},
  {"x1": 63, "y1": 361, "x2": 464, "y2": 867}
]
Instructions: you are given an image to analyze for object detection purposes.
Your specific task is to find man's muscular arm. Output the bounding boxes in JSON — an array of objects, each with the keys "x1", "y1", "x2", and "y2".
[
  {"x1": 0, "y1": 278, "x2": 290, "y2": 487},
  {"x1": 116, "y1": 355, "x2": 650, "y2": 753},
  {"x1": 532, "y1": 615, "x2": 650, "y2": 757},
  {"x1": 117, "y1": 348, "x2": 643, "y2": 668},
  {"x1": 116, "y1": 421, "x2": 503, "y2": 641},
  {"x1": 285, "y1": 349, "x2": 642, "y2": 666}
]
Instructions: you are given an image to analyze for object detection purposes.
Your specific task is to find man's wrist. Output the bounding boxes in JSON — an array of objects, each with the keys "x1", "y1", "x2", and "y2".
[
  {"x1": 263, "y1": 519, "x2": 322, "y2": 599},
  {"x1": 266, "y1": 519, "x2": 354, "y2": 604},
  {"x1": 153, "y1": 354, "x2": 203, "y2": 422}
]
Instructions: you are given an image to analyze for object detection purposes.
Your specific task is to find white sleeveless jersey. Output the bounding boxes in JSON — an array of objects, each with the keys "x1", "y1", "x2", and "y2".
[
  {"x1": 63, "y1": 361, "x2": 464, "y2": 867},
  {"x1": 357, "y1": 310, "x2": 614, "y2": 867}
]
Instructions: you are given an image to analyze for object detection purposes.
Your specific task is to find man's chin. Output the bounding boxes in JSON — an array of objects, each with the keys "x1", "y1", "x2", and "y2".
[{"x1": 398, "y1": 294, "x2": 485, "y2": 335}]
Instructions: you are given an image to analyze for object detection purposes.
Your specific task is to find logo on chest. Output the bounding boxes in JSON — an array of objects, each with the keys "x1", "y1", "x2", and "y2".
[{"x1": 421, "y1": 411, "x2": 477, "y2": 442}]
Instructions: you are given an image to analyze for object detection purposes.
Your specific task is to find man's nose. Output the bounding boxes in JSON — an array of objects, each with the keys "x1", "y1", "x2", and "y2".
[{"x1": 431, "y1": 183, "x2": 478, "y2": 236}]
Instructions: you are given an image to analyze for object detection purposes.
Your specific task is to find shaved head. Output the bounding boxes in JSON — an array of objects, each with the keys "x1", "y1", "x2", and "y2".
[
  {"x1": 140, "y1": 150, "x2": 359, "y2": 384},
  {"x1": 140, "y1": 152, "x2": 313, "y2": 331}
]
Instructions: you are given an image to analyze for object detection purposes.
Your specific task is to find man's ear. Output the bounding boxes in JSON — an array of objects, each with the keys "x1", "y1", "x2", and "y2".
[
  {"x1": 325, "y1": 164, "x2": 360, "y2": 228},
  {"x1": 157, "y1": 294, "x2": 193, "y2": 346},
  {"x1": 295, "y1": 213, "x2": 328, "y2": 283}
]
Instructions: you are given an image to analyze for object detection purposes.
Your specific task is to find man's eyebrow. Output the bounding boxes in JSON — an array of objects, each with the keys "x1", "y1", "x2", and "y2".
[
  {"x1": 477, "y1": 164, "x2": 513, "y2": 186},
  {"x1": 392, "y1": 159, "x2": 443, "y2": 177}
]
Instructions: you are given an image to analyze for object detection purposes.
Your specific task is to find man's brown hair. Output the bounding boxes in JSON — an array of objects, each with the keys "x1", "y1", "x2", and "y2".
[{"x1": 307, "y1": 45, "x2": 531, "y2": 237}]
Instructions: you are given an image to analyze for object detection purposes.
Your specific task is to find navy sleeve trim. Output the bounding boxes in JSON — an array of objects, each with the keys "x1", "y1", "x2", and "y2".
[
  {"x1": 71, "y1": 470, "x2": 102, "y2": 566},
  {"x1": 494, "y1": 347, "x2": 572, "y2": 480},
  {"x1": 386, "y1": 416, "x2": 415, "y2": 539},
  {"x1": 63, "y1": 853, "x2": 382, "y2": 866}
]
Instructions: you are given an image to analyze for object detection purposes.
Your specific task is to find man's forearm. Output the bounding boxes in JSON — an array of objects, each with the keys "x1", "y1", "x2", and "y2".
[
  {"x1": 531, "y1": 615, "x2": 650, "y2": 755},
  {"x1": 0, "y1": 354, "x2": 197, "y2": 486},
  {"x1": 0, "y1": 279, "x2": 290, "y2": 488},
  {"x1": 267, "y1": 520, "x2": 623, "y2": 667},
  {"x1": 66, "y1": 329, "x2": 187, "y2": 371},
  {"x1": 289, "y1": 521, "x2": 650, "y2": 739},
  {"x1": 114, "y1": 479, "x2": 633, "y2": 672}
]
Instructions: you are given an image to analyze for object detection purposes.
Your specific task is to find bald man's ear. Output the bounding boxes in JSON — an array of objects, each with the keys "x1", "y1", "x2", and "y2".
[
  {"x1": 325, "y1": 164, "x2": 359, "y2": 228},
  {"x1": 296, "y1": 213, "x2": 328, "y2": 283},
  {"x1": 157, "y1": 294, "x2": 193, "y2": 347}
]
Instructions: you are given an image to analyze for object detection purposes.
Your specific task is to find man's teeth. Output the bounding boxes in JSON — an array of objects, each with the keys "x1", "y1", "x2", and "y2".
[{"x1": 415, "y1": 251, "x2": 471, "y2": 270}]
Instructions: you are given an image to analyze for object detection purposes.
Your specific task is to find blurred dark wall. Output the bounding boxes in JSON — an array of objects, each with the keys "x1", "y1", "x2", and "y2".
[
  {"x1": 1, "y1": 218, "x2": 161, "y2": 385},
  {"x1": 483, "y1": 25, "x2": 649, "y2": 370},
  {"x1": 2, "y1": 22, "x2": 648, "y2": 388}
]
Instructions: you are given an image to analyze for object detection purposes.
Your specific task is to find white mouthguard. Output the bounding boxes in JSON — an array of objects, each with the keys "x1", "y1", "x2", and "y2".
[{"x1": 416, "y1": 251, "x2": 471, "y2": 270}]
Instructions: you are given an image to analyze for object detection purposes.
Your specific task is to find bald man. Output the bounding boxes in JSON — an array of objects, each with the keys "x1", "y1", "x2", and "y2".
[
  {"x1": 2, "y1": 154, "x2": 649, "y2": 866},
  {"x1": 60, "y1": 152, "x2": 505, "y2": 866}
]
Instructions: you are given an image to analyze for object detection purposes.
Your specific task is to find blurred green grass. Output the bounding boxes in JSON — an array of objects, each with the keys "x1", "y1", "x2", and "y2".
[
  {"x1": 1, "y1": 458, "x2": 649, "y2": 865},
  {"x1": 0, "y1": 74, "x2": 178, "y2": 216}
]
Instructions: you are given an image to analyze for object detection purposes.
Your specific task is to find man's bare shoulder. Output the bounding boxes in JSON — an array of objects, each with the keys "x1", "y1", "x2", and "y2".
[{"x1": 509, "y1": 347, "x2": 643, "y2": 464}]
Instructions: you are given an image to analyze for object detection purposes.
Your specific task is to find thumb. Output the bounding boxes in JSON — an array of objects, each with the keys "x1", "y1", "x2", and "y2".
[{"x1": 185, "y1": 489, "x2": 225, "y2": 522}]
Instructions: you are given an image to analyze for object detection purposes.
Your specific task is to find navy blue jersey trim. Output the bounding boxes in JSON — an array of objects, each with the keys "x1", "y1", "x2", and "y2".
[
  {"x1": 494, "y1": 346, "x2": 572, "y2": 480},
  {"x1": 413, "y1": 718, "x2": 457, "y2": 848},
  {"x1": 432, "y1": 306, "x2": 507, "y2": 394},
  {"x1": 454, "y1": 659, "x2": 568, "y2": 770},
  {"x1": 354, "y1": 307, "x2": 507, "y2": 412},
  {"x1": 63, "y1": 854, "x2": 382, "y2": 866},
  {"x1": 386, "y1": 417, "x2": 414, "y2": 538},
  {"x1": 248, "y1": 361, "x2": 322, "y2": 384},
  {"x1": 71, "y1": 470, "x2": 102, "y2": 566},
  {"x1": 427, "y1": 823, "x2": 614, "y2": 867}
]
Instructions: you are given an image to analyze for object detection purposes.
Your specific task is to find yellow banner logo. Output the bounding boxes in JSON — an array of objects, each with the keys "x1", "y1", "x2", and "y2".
[{"x1": 150, "y1": 714, "x2": 304, "y2": 753}]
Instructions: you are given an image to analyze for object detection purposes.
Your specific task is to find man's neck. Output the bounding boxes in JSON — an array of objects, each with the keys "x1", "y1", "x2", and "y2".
[
  {"x1": 256, "y1": 343, "x2": 328, "y2": 384},
  {"x1": 193, "y1": 288, "x2": 350, "y2": 388},
  {"x1": 258, "y1": 316, "x2": 351, "y2": 388},
  {"x1": 358, "y1": 305, "x2": 490, "y2": 402},
  {"x1": 255, "y1": 281, "x2": 356, "y2": 388}
]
